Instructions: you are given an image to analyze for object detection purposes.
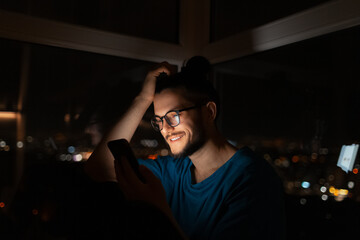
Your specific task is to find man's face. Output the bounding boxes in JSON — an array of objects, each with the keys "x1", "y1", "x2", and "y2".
[{"x1": 153, "y1": 89, "x2": 207, "y2": 158}]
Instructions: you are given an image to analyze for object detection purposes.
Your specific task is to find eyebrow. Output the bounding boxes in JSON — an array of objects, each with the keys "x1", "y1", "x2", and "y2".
[{"x1": 155, "y1": 104, "x2": 186, "y2": 116}]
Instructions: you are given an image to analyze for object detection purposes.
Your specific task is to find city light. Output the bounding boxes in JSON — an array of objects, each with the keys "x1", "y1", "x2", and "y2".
[
  {"x1": 59, "y1": 154, "x2": 66, "y2": 161},
  {"x1": 0, "y1": 111, "x2": 16, "y2": 119},
  {"x1": 81, "y1": 151, "x2": 92, "y2": 160},
  {"x1": 67, "y1": 146, "x2": 75, "y2": 154},
  {"x1": 291, "y1": 155, "x2": 299, "y2": 163},
  {"x1": 339, "y1": 189, "x2": 348, "y2": 195},
  {"x1": 301, "y1": 181, "x2": 310, "y2": 189},
  {"x1": 328, "y1": 186, "x2": 349, "y2": 202},
  {"x1": 160, "y1": 149, "x2": 169, "y2": 156},
  {"x1": 73, "y1": 154, "x2": 83, "y2": 162},
  {"x1": 32, "y1": 209, "x2": 39, "y2": 215},
  {"x1": 17, "y1": 141, "x2": 24, "y2": 148},
  {"x1": 64, "y1": 113, "x2": 71, "y2": 123},
  {"x1": 300, "y1": 198, "x2": 307, "y2": 205},
  {"x1": 264, "y1": 154, "x2": 272, "y2": 161},
  {"x1": 147, "y1": 154, "x2": 158, "y2": 160},
  {"x1": 140, "y1": 139, "x2": 158, "y2": 148},
  {"x1": 26, "y1": 136, "x2": 34, "y2": 143},
  {"x1": 348, "y1": 181, "x2": 355, "y2": 189}
]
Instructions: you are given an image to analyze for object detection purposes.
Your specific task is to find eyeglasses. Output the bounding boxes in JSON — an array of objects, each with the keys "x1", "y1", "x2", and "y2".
[{"x1": 151, "y1": 105, "x2": 202, "y2": 131}]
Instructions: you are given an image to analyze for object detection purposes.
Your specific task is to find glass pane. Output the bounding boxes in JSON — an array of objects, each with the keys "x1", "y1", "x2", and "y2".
[
  {"x1": 0, "y1": 38, "x2": 22, "y2": 111},
  {"x1": 214, "y1": 25, "x2": 360, "y2": 238},
  {"x1": 210, "y1": 0, "x2": 331, "y2": 41},
  {"x1": 0, "y1": 38, "x2": 22, "y2": 187},
  {"x1": 25, "y1": 44, "x2": 162, "y2": 153},
  {"x1": 0, "y1": 0, "x2": 179, "y2": 43}
]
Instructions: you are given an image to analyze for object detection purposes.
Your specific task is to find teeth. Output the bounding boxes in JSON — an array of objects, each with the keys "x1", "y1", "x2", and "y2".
[{"x1": 170, "y1": 136, "x2": 182, "y2": 141}]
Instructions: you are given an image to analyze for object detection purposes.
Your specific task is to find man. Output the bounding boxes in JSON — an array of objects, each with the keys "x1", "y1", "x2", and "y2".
[{"x1": 85, "y1": 56, "x2": 286, "y2": 239}]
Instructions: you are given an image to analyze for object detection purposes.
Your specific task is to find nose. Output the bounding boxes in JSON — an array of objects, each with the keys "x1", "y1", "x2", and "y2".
[{"x1": 161, "y1": 120, "x2": 175, "y2": 133}]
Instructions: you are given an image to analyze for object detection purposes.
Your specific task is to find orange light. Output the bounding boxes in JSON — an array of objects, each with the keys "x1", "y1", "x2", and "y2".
[
  {"x1": 292, "y1": 156, "x2": 299, "y2": 163},
  {"x1": 81, "y1": 151, "x2": 93, "y2": 160},
  {"x1": 353, "y1": 168, "x2": 358, "y2": 174},
  {"x1": 0, "y1": 202, "x2": 5, "y2": 208},
  {"x1": 0, "y1": 111, "x2": 17, "y2": 119},
  {"x1": 147, "y1": 154, "x2": 158, "y2": 160},
  {"x1": 339, "y1": 189, "x2": 349, "y2": 195},
  {"x1": 32, "y1": 209, "x2": 39, "y2": 215},
  {"x1": 329, "y1": 186, "x2": 335, "y2": 194}
]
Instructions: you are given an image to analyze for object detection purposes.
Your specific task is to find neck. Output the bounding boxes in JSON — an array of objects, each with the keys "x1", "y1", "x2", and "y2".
[{"x1": 189, "y1": 132, "x2": 238, "y2": 183}]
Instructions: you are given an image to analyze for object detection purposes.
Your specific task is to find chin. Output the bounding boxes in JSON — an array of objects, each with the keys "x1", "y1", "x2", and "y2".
[
  {"x1": 166, "y1": 126, "x2": 207, "y2": 159},
  {"x1": 169, "y1": 146, "x2": 185, "y2": 159},
  {"x1": 170, "y1": 151, "x2": 186, "y2": 159},
  {"x1": 169, "y1": 139, "x2": 206, "y2": 159}
]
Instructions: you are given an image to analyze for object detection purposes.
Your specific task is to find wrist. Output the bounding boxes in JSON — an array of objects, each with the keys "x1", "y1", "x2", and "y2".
[{"x1": 135, "y1": 93, "x2": 154, "y2": 105}]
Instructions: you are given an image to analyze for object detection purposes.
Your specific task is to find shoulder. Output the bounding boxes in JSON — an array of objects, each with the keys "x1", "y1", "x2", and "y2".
[
  {"x1": 155, "y1": 155, "x2": 189, "y2": 167},
  {"x1": 232, "y1": 147, "x2": 277, "y2": 175},
  {"x1": 138, "y1": 155, "x2": 191, "y2": 177},
  {"x1": 227, "y1": 147, "x2": 283, "y2": 191}
]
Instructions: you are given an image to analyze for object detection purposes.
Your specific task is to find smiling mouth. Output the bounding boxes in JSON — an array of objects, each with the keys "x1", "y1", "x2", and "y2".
[{"x1": 167, "y1": 133, "x2": 185, "y2": 142}]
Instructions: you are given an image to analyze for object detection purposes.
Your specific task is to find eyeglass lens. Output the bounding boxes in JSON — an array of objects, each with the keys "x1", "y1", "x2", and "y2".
[{"x1": 151, "y1": 111, "x2": 180, "y2": 131}]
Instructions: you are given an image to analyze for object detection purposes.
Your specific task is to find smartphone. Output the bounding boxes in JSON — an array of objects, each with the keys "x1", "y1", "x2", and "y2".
[{"x1": 107, "y1": 139, "x2": 145, "y2": 183}]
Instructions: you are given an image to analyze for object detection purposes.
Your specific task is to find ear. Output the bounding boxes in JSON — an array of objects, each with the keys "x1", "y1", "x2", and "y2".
[{"x1": 205, "y1": 101, "x2": 217, "y2": 121}]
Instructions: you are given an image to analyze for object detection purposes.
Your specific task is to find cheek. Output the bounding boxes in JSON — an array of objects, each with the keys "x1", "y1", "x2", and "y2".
[
  {"x1": 160, "y1": 131, "x2": 167, "y2": 140},
  {"x1": 181, "y1": 120, "x2": 199, "y2": 138}
]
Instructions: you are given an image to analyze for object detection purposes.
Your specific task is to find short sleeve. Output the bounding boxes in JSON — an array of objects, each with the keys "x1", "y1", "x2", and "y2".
[{"x1": 210, "y1": 160, "x2": 286, "y2": 239}]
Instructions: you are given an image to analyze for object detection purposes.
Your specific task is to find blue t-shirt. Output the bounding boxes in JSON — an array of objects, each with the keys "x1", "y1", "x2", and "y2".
[{"x1": 138, "y1": 147, "x2": 286, "y2": 239}]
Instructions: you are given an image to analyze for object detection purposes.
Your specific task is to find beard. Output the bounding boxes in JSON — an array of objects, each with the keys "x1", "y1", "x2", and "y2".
[{"x1": 168, "y1": 126, "x2": 206, "y2": 159}]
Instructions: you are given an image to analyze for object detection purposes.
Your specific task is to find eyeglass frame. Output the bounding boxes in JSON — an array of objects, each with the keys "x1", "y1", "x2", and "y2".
[{"x1": 150, "y1": 104, "x2": 204, "y2": 131}]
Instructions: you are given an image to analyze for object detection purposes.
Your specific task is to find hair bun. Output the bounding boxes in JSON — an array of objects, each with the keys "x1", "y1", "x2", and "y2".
[{"x1": 182, "y1": 56, "x2": 211, "y2": 76}]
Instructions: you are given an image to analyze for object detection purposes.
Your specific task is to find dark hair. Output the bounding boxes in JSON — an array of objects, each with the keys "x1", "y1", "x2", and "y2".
[{"x1": 155, "y1": 56, "x2": 220, "y2": 118}]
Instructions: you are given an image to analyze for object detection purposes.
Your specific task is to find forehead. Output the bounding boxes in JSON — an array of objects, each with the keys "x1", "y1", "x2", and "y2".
[{"x1": 153, "y1": 89, "x2": 192, "y2": 115}]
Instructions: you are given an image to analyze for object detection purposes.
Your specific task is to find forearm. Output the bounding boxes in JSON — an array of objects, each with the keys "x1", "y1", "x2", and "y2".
[{"x1": 85, "y1": 95, "x2": 152, "y2": 182}]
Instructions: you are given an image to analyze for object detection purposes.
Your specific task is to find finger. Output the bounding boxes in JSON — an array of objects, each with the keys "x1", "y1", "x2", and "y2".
[
  {"x1": 159, "y1": 62, "x2": 177, "y2": 75},
  {"x1": 149, "y1": 62, "x2": 169, "y2": 71},
  {"x1": 120, "y1": 155, "x2": 142, "y2": 185},
  {"x1": 153, "y1": 66, "x2": 171, "y2": 76},
  {"x1": 114, "y1": 159, "x2": 127, "y2": 187},
  {"x1": 149, "y1": 62, "x2": 176, "y2": 76}
]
